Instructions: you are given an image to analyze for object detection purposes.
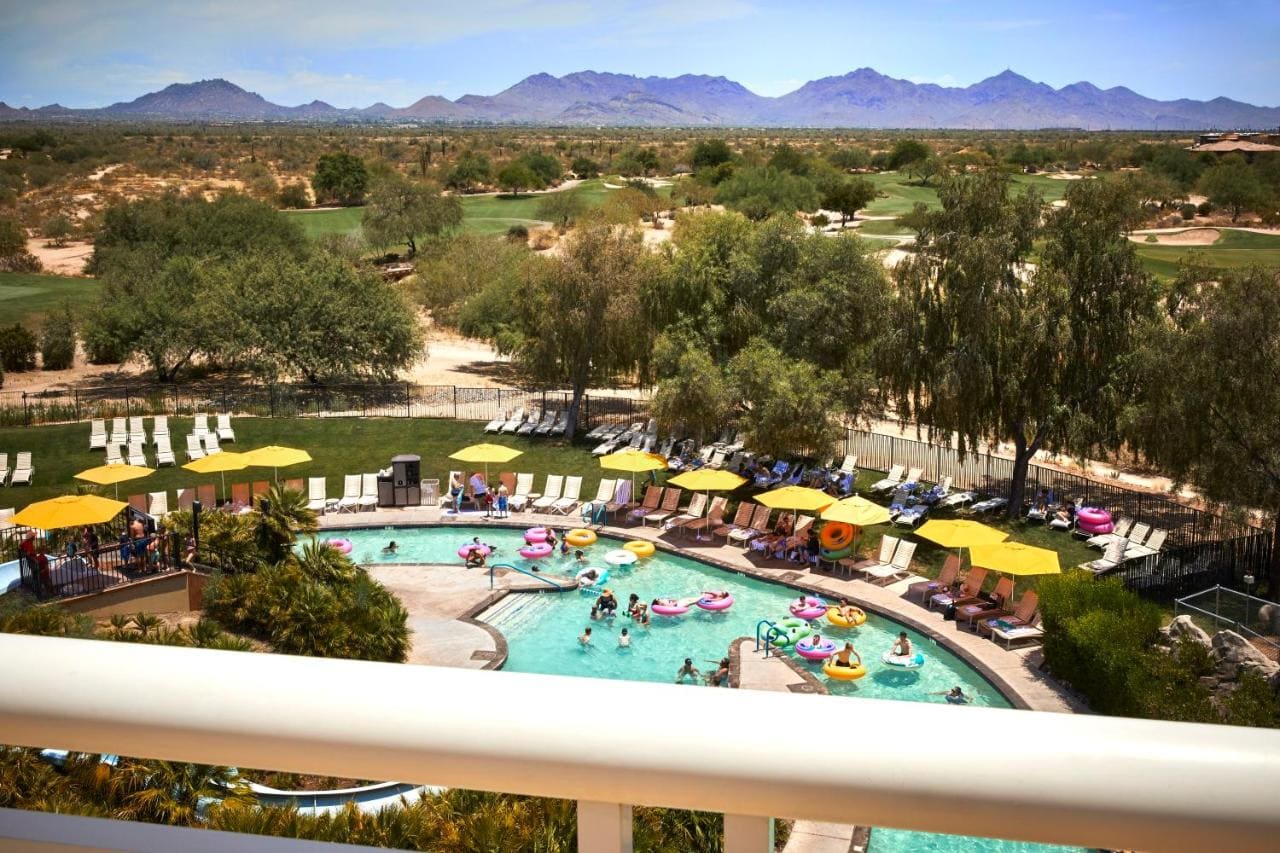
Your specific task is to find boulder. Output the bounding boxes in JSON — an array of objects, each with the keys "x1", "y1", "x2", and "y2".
[
  {"x1": 1163, "y1": 615, "x2": 1212, "y2": 648},
  {"x1": 1211, "y1": 630, "x2": 1280, "y2": 680}
]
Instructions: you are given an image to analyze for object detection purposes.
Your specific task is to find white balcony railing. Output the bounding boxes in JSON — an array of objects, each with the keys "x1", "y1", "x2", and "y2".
[{"x1": 1, "y1": 634, "x2": 1279, "y2": 853}]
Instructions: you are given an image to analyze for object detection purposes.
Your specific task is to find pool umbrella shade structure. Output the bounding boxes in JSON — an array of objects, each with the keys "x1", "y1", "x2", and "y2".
[
  {"x1": 11, "y1": 495, "x2": 129, "y2": 531},
  {"x1": 599, "y1": 450, "x2": 669, "y2": 508},
  {"x1": 183, "y1": 451, "x2": 249, "y2": 502},
  {"x1": 821, "y1": 495, "x2": 892, "y2": 528},
  {"x1": 667, "y1": 469, "x2": 747, "y2": 540},
  {"x1": 916, "y1": 519, "x2": 1010, "y2": 570},
  {"x1": 449, "y1": 443, "x2": 524, "y2": 483},
  {"x1": 242, "y1": 445, "x2": 313, "y2": 483},
  {"x1": 967, "y1": 541, "x2": 1062, "y2": 598},
  {"x1": 74, "y1": 464, "x2": 155, "y2": 499},
  {"x1": 755, "y1": 486, "x2": 835, "y2": 546}
]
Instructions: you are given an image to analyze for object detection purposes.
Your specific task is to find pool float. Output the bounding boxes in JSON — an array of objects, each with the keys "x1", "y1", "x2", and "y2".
[
  {"x1": 819, "y1": 546, "x2": 853, "y2": 561},
  {"x1": 576, "y1": 566, "x2": 609, "y2": 590},
  {"x1": 518, "y1": 542, "x2": 553, "y2": 559},
  {"x1": 826, "y1": 605, "x2": 867, "y2": 628},
  {"x1": 766, "y1": 617, "x2": 812, "y2": 648},
  {"x1": 794, "y1": 635, "x2": 838, "y2": 661},
  {"x1": 696, "y1": 591, "x2": 734, "y2": 612},
  {"x1": 1075, "y1": 507, "x2": 1113, "y2": 535},
  {"x1": 457, "y1": 543, "x2": 492, "y2": 560},
  {"x1": 566, "y1": 528, "x2": 597, "y2": 547},
  {"x1": 604, "y1": 549, "x2": 638, "y2": 567},
  {"x1": 822, "y1": 660, "x2": 868, "y2": 681},
  {"x1": 789, "y1": 596, "x2": 827, "y2": 620},
  {"x1": 819, "y1": 522, "x2": 855, "y2": 551},
  {"x1": 651, "y1": 598, "x2": 690, "y2": 616},
  {"x1": 623, "y1": 540, "x2": 655, "y2": 558},
  {"x1": 325, "y1": 538, "x2": 353, "y2": 555},
  {"x1": 882, "y1": 651, "x2": 926, "y2": 669},
  {"x1": 524, "y1": 527, "x2": 549, "y2": 544}
]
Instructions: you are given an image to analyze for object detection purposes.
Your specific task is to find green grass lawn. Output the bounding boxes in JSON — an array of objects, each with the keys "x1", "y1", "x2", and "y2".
[
  {"x1": 0, "y1": 273, "x2": 104, "y2": 325},
  {"x1": 1134, "y1": 229, "x2": 1280, "y2": 280},
  {"x1": 854, "y1": 219, "x2": 914, "y2": 237},
  {"x1": 860, "y1": 171, "x2": 1078, "y2": 220}
]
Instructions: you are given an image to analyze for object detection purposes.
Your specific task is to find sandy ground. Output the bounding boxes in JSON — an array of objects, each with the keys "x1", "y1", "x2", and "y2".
[
  {"x1": 26, "y1": 237, "x2": 93, "y2": 275},
  {"x1": 1129, "y1": 228, "x2": 1221, "y2": 246},
  {"x1": 1043, "y1": 173, "x2": 1092, "y2": 180}
]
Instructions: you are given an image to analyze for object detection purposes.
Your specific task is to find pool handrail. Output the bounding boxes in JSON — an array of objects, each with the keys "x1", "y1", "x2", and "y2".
[{"x1": 488, "y1": 562, "x2": 567, "y2": 591}]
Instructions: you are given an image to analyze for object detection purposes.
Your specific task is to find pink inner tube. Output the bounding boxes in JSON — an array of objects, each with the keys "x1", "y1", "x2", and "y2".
[
  {"x1": 1076, "y1": 508, "x2": 1111, "y2": 526},
  {"x1": 651, "y1": 600, "x2": 689, "y2": 616},
  {"x1": 789, "y1": 596, "x2": 826, "y2": 620},
  {"x1": 325, "y1": 538, "x2": 352, "y2": 555},
  {"x1": 795, "y1": 637, "x2": 838, "y2": 661},
  {"x1": 524, "y1": 528, "x2": 549, "y2": 544},
  {"x1": 458, "y1": 543, "x2": 492, "y2": 559},
  {"x1": 697, "y1": 592, "x2": 735, "y2": 612},
  {"x1": 519, "y1": 542, "x2": 553, "y2": 559},
  {"x1": 1077, "y1": 521, "x2": 1114, "y2": 535}
]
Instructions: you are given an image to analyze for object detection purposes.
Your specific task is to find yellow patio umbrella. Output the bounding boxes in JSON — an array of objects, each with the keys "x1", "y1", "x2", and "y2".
[
  {"x1": 242, "y1": 445, "x2": 313, "y2": 483},
  {"x1": 449, "y1": 443, "x2": 524, "y2": 485},
  {"x1": 599, "y1": 449, "x2": 668, "y2": 508},
  {"x1": 74, "y1": 464, "x2": 155, "y2": 499},
  {"x1": 668, "y1": 469, "x2": 747, "y2": 540},
  {"x1": 183, "y1": 451, "x2": 249, "y2": 501},
  {"x1": 755, "y1": 486, "x2": 834, "y2": 542},
  {"x1": 821, "y1": 495, "x2": 892, "y2": 527},
  {"x1": 11, "y1": 494, "x2": 128, "y2": 531},
  {"x1": 916, "y1": 518, "x2": 1010, "y2": 569},
  {"x1": 967, "y1": 541, "x2": 1061, "y2": 599}
]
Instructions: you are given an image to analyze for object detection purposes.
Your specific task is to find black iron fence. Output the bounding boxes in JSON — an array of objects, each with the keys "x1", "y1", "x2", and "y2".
[
  {"x1": 17, "y1": 530, "x2": 186, "y2": 600},
  {"x1": 1098, "y1": 534, "x2": 1276, "y2": 602},
  {"x1": 0, "y1": 383, "x2": 650, "y2": 431}
]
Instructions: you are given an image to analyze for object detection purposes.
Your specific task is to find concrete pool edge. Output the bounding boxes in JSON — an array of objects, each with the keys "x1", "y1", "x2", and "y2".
[{"x1": 320, "y1": 514, "x2": 1062, "y2": 711}]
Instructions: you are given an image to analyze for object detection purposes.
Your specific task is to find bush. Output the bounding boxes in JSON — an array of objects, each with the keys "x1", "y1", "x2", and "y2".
[
  {"x1": 278, "y1": 182, "x2": 311, "y2": 209},
  {"x1": 81, "y1": 321, "x2": 125, "y2": 364},
  {"x1": 1179, "y1": 203, "x2": 1198, "y2": 220},
  {"x1": 0, "y1": 323, "x2": 38, "y2": 372},
  {"x1": 811, "y1": 213, "x2": 830, "y2": 228},
  {"x1": 39, "y1": 304, "x2": 76, "y2": 370},
  {"x1": 506, "y1": 224, "x2": 529, "y2": 242},
  {"x1": 1197, "y1": 201, "x2": 1215, "y2": 215}
]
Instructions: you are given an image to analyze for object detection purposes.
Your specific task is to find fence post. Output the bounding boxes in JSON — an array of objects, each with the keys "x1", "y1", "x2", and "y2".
[
  {"x1": 453, "y1": 386, "x2": 458, "y2": 419},
  {"x1": 73, "y1": 389, "x2": 80, "y2": 422},
  {"x1": 269, "y1": 385, "x2": 276, "y2": 419},
  {"x1": 405, "y1": 382, "x2": 411, "y2": 418}
]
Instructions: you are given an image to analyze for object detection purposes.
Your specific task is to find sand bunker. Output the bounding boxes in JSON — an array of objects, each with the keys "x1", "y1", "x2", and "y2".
[
  {"x1": 26, "y1": 237, "x2": 93, "y2": 276},
  {"x1": 1131, "y1": 228, "x2": 1221, "y2": 246}
]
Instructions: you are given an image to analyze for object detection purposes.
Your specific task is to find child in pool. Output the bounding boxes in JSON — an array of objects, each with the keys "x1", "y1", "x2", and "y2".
[
  {"x1": 618, "y1": 628, "x2": 630, "y2": 648},
  {"x1": 830, "y1": 642, "x2": 861, "y2": 668},
  {"x1": 382, "y1": 541, "x2": 398, "y2": 554},
  {"x1": 891, "y1": 632, "x2": 912, "y2": 657},
  {"x1": 934, "y1": 686, "x2": 970, "y2": 704},
  {"x1": 579, "y1": 627, "x2": 592, "y2": 646},
  {"x1": 675, "y1": 658, "x2": 700, "y2": 684},
  {"x1": 559, "y1": 533, "x2": 570, "y2": 556},
  {"x1": 575, "y1": 549, "x2": 586, "y2": 562}
]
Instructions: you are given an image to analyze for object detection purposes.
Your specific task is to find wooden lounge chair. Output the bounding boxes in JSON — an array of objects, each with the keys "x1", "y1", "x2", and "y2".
[
  {"x1": 730, "y1": 505, "x2": 774, "y2": 549},
  {"x1": 127, "y1": 494, "x2": 147, "y2": 513},
  {"x1": 684, "y1": 496, "x2": 727, "y2": 539},
  {"x1": 196, "y1": 484, "x2": 216, "y2": 508},
  {"x1": 954, "y1": 576, "x2": 1015, "y2": 629},
  {"x1": 929, "y1": 567, "x2": 989, "y2": 611},
  {"x1": 230, "y1": 482, "x2": 251, "y2": 508},
  {"x1": 978, "y1": 591, "x2": 1039, "y2": 639},
  {"x1": 906, "y1": 553, "x2": 962, "y2": 603},
  {"x1": 642, "y1": 488, "x2": 683, "y2": 527},
  {"x1": 666, "y1": 492, "x2": 708, "y2": 533},
  {"x1": 628, "y1": 486, "x2": 664, "y2": 523},
  {"x1": 713, "y1": 502, "x2": 754, "y2": 543}
]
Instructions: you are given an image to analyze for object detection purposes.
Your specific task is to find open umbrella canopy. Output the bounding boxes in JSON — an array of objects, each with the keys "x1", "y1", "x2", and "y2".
[
  {"x1": 449, "y1": 443, "x2": 524, "y2": 465},
  {"x1": 821, "y1": 495, "x2": 892, "y2": 527},
  {"x1": 11, "y1": 494, "x2": 128, "y2": 531},
  {"x1": 755, "y1": 485, "x2": 834, "y2": 513},
  {"x1": 183, "y1": 452, "x2": 249, "y2": 475},
  {"x1": 242, "y1": 445, "x2": 312, "y2": 469},
  {"x1": 968, "y1": 541, "x2": 1062, "y2": 577},
  {"x1": 74, "y1": 464, "x2": 155, "y2": 487},
  {"x1": 916, "y1": 519, "x2": 1009, "y2": 550},
  {"x1": 667, "y1": 469, "x2": 747, "y2": 491},
  {"x1": 598, "y1": 449, "x2": 668, "y2": 473}
]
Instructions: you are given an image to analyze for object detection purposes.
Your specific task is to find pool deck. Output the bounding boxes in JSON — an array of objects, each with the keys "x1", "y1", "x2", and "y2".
[{"x1": 317, "y1": 506, "x2": 1085, "y2": 715}]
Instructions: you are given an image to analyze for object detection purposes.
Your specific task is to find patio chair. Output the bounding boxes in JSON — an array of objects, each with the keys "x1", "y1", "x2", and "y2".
[
  {"x1": 499, "y1": 408, "x2": 525, "y2": 434},
  {"x1": 148, "y1": 492, "x2": 170, "y2": 518},
  {"x1": 251, "y1": 481, "x2": 270, "y2": 502},
  {"x1": 713, "y1": 502, "x2": 755, "y2": 543},
  {"x1": 604, "y1": 479, "x2": 633, "y2": 518},
  {"x1": 192, "y1": 414, "x2": 210, "y2": 437},
  {"x1": 665, "y1": 492, "x2": 708, "y2": 533},
  {"x1": 590, "y1": 425, "x2": 626, "y2": 456},
  {"x1": 920, "y1": 476, "x2": 953, "y2": 505},
  {"x1": 991, "y1": 618, "x2": 1045, "y2": 649},
  {"x1": 905, "y1": 554, "x2": 962, "y2": 603},
  {"x1": 152, "y1": 415, "x2": 170, "y2": 446},
  {"x1": 13, "y1": 452, "x2": 36, "y2": 486},
  {"x1": 533, "y1": 409, "x2": 558, "y2": 436},
  {"x1": 128, "y1": 416, "x2": 147, "y2": 445},
  {"x1": 893, "y1": 502, "x2": 929, "y2": 528},
  {"x1": 869, "y1": 464, "x2": 905, "y2": 494},
  {"x1": 968, "y1": 497, "x2": 1008, "y2": 515},
  {"x1": 728, "y1": 505, "x2": 773, "y2": 548},
  {"x1": 307, "y1": 477, "x2": 330, "y2": 513},
  {"x1": 336, "y1": 475, "x2": 361, "y2": 513},
  {"x1": 955, "y1": 576, "x2": 1016, "y2": 629},
  {"x1": 516, "y1": 407, "x2": 542, "y2": 436},
  {"x1": 1125, "y1": 528, "x2": 1167, "y2": 560},
  {"x1": 185, "y1": 435, "x2": 204, "y2": 464},
  {"x1": 684, "y1": 496, "x2": 728, "y2": 539},
  {"x1": 509, "y1": 473, "x2": 537, "y2": 513},
  {"x1": 126, "y1": 442, "x2": 147, "y2": 467},
  {"x1": 551, "y1": 476, "x2": 583, "y2": 515},
  {"x1": 154, "y1": 435, "x2": 176, "y2": 467},
  {"x1": 865, "y1": 540, "x2": 918, "y2": 586},
  {"x1": 583, "y1": 478, "x2": 617, "y2": 516},
  {"x1": 484, "y1": 411, "x2": 508, "y2": 434},
  {"x1": 283, "y1": 478, "x2": 304, "y2": 494},
  {"x1": 531, "y1": 475, "x2": 564, "y2": 512},
  {"x1": 216, "y1": 413, "x2": 235, "y2": 443},
  {"x1": 929, "y1": 567, "x2": 990, "y2": 611},
  {"x1": 89, "y1": 419, "x2": 107, "y2": 451},
  {"x1": 548, "y1": 411, "x2": 569, "y2": 437},
  {"x1": 936, "y1": 490, "x2": 978, "y2": 510},
  {"x1": 1085, "y1": 516, "x2": 1131, "y2": 547},
  {"x1": 1079, "y1": 539, "x2": 1127, "y2": 573},
  {"x1": 978, "y1": 591, "x2": 1039, "y2": 639},
  {"x1": 358, "y1": 474, "x2": 379, "y2": 511},
  {"x1": 105, "y1": 444, "x2": 124, "y2": 465},
  {"x1": 843, "y1": 534, "x2": 899, "y2": 579},
  {"x1": 642, "y1": 488, "x2": 683, "y2": 528},
  {"x1": 0, "y1": 507, "x2": 15, "y2": 535},
  {"x1": 196, "y1": 484, "x2": 216, "y2": 508},
  {"x1": 109, "y1": 417, "x2": 127, "y2": 446},
  {"x1": 0, "y1": 453, "x2": 7, "y2": 487},
  {"x1": 202, "y1": 432, "x2": 221, "y2": 455},
  {"x1": 838, "y1": 455, "x2": 858, "y2": 475},
  {"x1": 627, "y1": 485, "x2": 664, "y2": 522},
  {"x1": 176, "y1": 488, "x2": 195, "y2": 511}
]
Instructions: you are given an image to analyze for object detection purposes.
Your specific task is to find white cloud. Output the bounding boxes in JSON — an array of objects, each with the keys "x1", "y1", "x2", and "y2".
[{"x1": 907, "y1": 73, "x2": 960, "y2": 87}]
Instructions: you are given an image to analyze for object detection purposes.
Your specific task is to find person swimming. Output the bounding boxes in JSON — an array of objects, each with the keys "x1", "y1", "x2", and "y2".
[
  {"x1": 618, "y1": 628, "x2": 631, "y2": 648},
  {"x1": 675, "y1": 658, "x2": 700, "y2": 684},
  {"x1": 891, "y1": 631, "x2": 912, "y2": 657},
  {"x1": 465, "y1": 545, "x2": 486, "y2": 568},
  {"x1": 579, "y1": 627, "x2": 592, "y2": 646},
  {"x1": 935, "y1": 686, "x2": 970, "y2": 704},
  {"x1": 382, "y1": 541, "x2": 398, "y2": 554},
  {"x1": 830, "y1": 641, "x2": 861, "y2": 668}
]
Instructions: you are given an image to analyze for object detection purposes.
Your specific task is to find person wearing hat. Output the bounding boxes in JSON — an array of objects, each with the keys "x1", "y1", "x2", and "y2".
[{"x1": 596, "y1": 588, "x2": 618, "y2": 617}]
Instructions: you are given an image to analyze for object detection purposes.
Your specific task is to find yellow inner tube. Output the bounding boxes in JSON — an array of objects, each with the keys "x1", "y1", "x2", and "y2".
[
  {"x1": 819, "y1": 522, "x2": 855, "y2": 550},
  {"x1": 566, "y1": 529, "x2": 597, "y2": 547},
  {"x1": 623, "y1": 540, "x2": 655, "y2": 558},
  {"x1": 826, "y1": 605, "x2": 867, "y2": 628},
  {"x1": 823, "y1": 661, "x2": 867, "y2": 681}
]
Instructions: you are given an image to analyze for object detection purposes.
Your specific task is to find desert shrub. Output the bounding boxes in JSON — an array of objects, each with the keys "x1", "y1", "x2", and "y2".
[
  {"x1": 505, "y1": 224, "x2": 529, "y2": 242},
  {"x1": 278, "y1": 182, "x2": 311, "y2": 209},
  {"x1": 811, "y1": 212, "x2": 830, "y2": 228},
  {"x1": 1197, "y1": 201, "x2": 1215, "y2": 215},
  {"x1": 1179, "y1": 203, "x2": 1198, "y2": 220},
  {"x1": 81, "y1": 320, "x2": 126, "y2": 364},
  {"x1": 39, "y1": 304, "x2": 77, "y2": 370},
  {"x1": 0, "y1": 323, "x2": 38, "y2": 372}
]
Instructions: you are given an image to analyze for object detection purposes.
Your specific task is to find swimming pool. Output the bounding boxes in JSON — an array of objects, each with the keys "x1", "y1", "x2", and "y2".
[
  {"x1": 868, "y1": 828, "x2": 1089, "y2": 852},
  {"x1": 333, "y1": 525, "x2": 1011, "y2": 708}
]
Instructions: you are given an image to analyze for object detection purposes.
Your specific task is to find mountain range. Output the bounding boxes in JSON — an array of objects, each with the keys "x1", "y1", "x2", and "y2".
[{"x1": 2, "y1": 69, "x2": 1278, "y2": 129}]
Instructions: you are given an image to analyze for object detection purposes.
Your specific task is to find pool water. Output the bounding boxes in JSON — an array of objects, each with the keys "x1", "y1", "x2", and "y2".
[
  {"x1": 869, "y1": 828, "x2": 1090, "y2": 852},
  {"x1": 335, "y1": 525, "x2": 1011, "y2": 708}
]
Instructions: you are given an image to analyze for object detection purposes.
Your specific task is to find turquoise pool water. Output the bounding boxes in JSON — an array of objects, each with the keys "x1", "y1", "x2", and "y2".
[
  {"x1": 869, "y1": 828, "x2": 1090, "y2": 852},
  {"x1": 333, "y1": 525, "x2": 1011, "y2": 708}
]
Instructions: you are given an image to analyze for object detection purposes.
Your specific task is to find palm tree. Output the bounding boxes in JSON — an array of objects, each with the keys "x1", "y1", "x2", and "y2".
[
  {"x1": 109, "y1": 759, "x2": 251, "y2": 826},
  {"x1": 258, "y1": 483, "x2": 318, "y2": 562}
]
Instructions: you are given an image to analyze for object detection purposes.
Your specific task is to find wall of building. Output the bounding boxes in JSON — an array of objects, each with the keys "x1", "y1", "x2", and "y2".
[{"x1": 60, "y1": 571, "x2": 207, "y2": 618}]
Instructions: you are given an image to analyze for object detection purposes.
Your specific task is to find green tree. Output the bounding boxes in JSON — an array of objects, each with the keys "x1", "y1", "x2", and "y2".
[
  {"x1": 361, "y1": 175, "x2": 462, "y2": 257},
  {"x1": 885, "y1": 174, "x2": 1158, "y2": 519},
  {"x1": 497, "y1": 162, "x2": 540, "y2": 196},
  {"x1": 714, "y1": 166, "x2": 820, "y2": 220},
  {"x1": 728, "y1": 338, "x2": 842, "y2": 458},
  {"x1": 1198, "y1": 155, "x2": 1267, "y2": 222},
  {"x1": 0, "y1": 323, "x2": 38, "y2": 372},
  {"x1": 0, "y1": 215, "x2": 40, "y2": 273},
  {"x1": 1125, "y1": 265, "x2": 1280, "y2": 596},
  {"x1": 767, "y1": 143, "x2": 809, "y2": 175},
  {"x1": 39, "y1": 303, "x2": 76, "y2": 371},
  {"x1": 887, "y1": 139, "x2": 931, "y2": 170},
  {"x1": 691, "y1": 139, "x2": 733, "y2": 171},
  {"x1": 446, "y1": 150, "x2": 492, "y2": 191},
  {"x1": 311, "y1": 152, "x2": 369, "y2": 206},
  {"x1": 110, "y1": 760, "x2": 251, "y2": 826},
  {"x1": 822, "y1": 178, "x2": 876, "y2": 225},
  {"x1": 512, "y1": 225, "x2": 654, "y2": 438},
  {"x1": 535, "y1": 188, "x2": 587, "y2": 229},
  {"x1": 903, "y1": 154, "x2": 945, "y2": 186},
  {"x1": 571, "y1": 156, "x2": 601, "y2": 177},
  {"x1": 651, "y1": 344, "x2": 731, "y2": 443},
  {"x1": 277, "y1": 182, "x2": 311, "y2": 209},
  {"x1": 517, "y1": 151, "x2": 562, "y2": 185},
  {"x1": 827, "y1": 147, "x2": 871, "y2": 171},
  {"x1": 416, "y1": 233, "x2": 529, "y2": 329},
  {"x1": 42, "y1": 212, "x2": 72, "y2": 247}
]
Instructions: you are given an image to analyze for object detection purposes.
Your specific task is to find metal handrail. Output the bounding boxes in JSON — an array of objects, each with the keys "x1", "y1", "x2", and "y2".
[{"x1": 488, "y1": 562, "x2": 567, "y2": 591}]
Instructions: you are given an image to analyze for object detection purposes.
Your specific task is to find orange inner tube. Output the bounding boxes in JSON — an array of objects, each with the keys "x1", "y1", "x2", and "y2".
[{"x1": 819, "y1": 522, "x2": 855, "y2": 551}]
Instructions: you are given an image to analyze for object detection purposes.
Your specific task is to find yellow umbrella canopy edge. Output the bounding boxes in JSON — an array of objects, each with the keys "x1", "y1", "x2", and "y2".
[
  {"x1": 820, "y1": 496, "x2": 892, "y2": 527},
  {"x1": 667, "y1": 469, "x2": 747, "y2": 491},
  {"x1": 11, "y1": 495, "x2": 129, "y2": 531},
  {"x1": 243, "y1": 446, "x2": 313, "y2": 468},
  {"x1": 74, "y1": 464, "x2": 155, "y2": 486},
  {"x1": 915, "y1": 519, "x2": 1009, "y2": 550},
  {"x1": 449, "y1": 443, "x2": 524, "y2": 465},
  {"x1": 598, "y1": 450, "x2": 668, "y2": 473},
  {"x1": 754, "y1": 485, "x2": 834, "y2": 512}
]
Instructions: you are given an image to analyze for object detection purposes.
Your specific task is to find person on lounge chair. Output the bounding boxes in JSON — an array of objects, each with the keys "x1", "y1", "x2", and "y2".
[{"x1": 830, "y1": 642, "x2": 861, "y2": 668}]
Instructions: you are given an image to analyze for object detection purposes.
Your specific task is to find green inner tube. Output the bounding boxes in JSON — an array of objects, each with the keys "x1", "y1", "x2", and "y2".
[
  {"x1": 770, "y1": 617, "x2": 813, "y2": 647},
  {"x1": 819, "y1": 545, "x2": 853, "y2": 560}
]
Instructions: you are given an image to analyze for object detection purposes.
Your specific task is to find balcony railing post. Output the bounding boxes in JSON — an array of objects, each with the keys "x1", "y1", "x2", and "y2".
[
  {"x1": 724, "y1": 814, "x2": 774, "y2": 853},
  {"x1": 577, "y1": 800, "x2": 632, "y2": 853}
]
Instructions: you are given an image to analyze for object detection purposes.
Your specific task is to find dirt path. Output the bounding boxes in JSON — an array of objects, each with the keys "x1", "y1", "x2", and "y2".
[{"x1": 26, "y1": 237, "x2": 93, "y2": 276}]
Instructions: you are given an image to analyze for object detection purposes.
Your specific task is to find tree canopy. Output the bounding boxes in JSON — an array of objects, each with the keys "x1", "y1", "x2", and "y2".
[
  {"x1": 714, "y1": 166, "x2": 819, "y2": 221},
  {"x1": 311, "y1": 152, "x2": 369, "y2": 206},
  {"x1": 361, "y1": 174, "x2": 461, "y2": 257}
]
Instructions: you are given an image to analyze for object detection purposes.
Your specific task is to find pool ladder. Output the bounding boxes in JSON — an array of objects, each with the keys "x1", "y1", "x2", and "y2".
[
  {"x1": 488, "y1": 563, "x2": 568, "y2": 592},
  {"x1": 755, "y1": 619, "x2": 784, "y2": 658}
]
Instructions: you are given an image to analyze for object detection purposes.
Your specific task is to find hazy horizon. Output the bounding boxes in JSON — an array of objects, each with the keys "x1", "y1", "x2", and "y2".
[{"x1": 2, "y1": 0, "x2": 1278, "y2": 110}]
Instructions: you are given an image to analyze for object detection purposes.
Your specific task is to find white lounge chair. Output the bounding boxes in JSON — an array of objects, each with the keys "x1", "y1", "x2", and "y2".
[
  {"x1": 509, "y1": 473, "x2": 536, "y2": 512},
  {"x1": 126, "y1": 441, "x2": 147, "y2": 467},
  {"x1": 0, "y1": 453, "x2": 8, "y2": 486},
  {"x1": 185, "y1": 435, "x2": 205, "y2": 462},
  {"x1": 992, "y1": 620, "x2": 1045, "y2": 649},
  {"x1": 531, "y1": 475, "x2": 563, "y2": 511},
  {"x1": 336, "y1": 475, "x2": 361, "y2": 513},
  {"x1": 516, "y1": 407, "x2": 545, "y2": 436},
  {"x1": 0, "y1": 507, "x2": 15, "y2": 534},
  {"x1": 216, "y1": 413, "x2": 235, "y2": 443},
  {"x1": 193, "y1": 414, "x2": 210, "y2": 437},
  {"x1": 937, "y1": 490, "x2": 977, "y2": 510},
  {"x1": 89, "y1": 419, "x2": 107, "y2": 451},
  {"x1": 838, "y1": 454, "x2": 858, "y2": 475},
  {"x1": 306, "y1": 477, "x2": 330, "y2": 513},
  {"x1": 582, "y1": 478, "x2": 617, "y2": 517},
  {"x1": 358, "y1": 474, "x2": 379, "y2": 511},
  {"x1": 10, "y1": 452, "x2": 33, "y2": 486},
  {"x1": 202, "y1": 433, "x2": 221, "y2": 455},
  {"x1": 1125, "y1": 528, "x2": 1167, "y2": 560},
  {"x1": 154, "y1": 435, "x2": 176, "y2": 467},
  {"x1": 1080, "y1": 539, "x2": 1126, "y2": 573},
  {"x1": 105, "y1": 444, "x2": 124, "y2": 465},
  {"x1": 152, "y1": 415, "x2": 170, "y2": 447},
  {"x1": 858, "y1": 535, "x2": 899, "y2": 579},
  {"x1": 484, "y1": 411, "x2": 508, "y2": 434},
  {"x1": 869, "y1": 464, "x2": 905, "y2": 494},
  {"x1": 865, "y1": 540, "x2": 917, "y2": 586},
  {"x1": 551, "y1": 476, "x2": 582, "y2": 515},
  {"x1": 128, "y1": 416, "x2": 147, "y2": 445},
  {"x1": 500, "y1": 408, "x2": 526, "y2": 435},
  {"x1": 109, "y1": 417, "x2": 127, "y2": 447},
  {"x1": 148, "y1": 492, "x2": 169, "y2": 518},
  {"x1": 1086, "y1": 516, "x2": 1132, "y2": 548}
]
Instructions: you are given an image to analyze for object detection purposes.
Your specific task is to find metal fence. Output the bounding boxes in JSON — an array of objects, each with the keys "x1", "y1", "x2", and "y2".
[
  {"x1": 18, "y1": 530, "x2": 185, "y2": 600},
  {"x1": 1174, "y1": 584, "x2": 1280, "y2": 657},
  {"x1": 1098, "y1": 534, "x2": 1276, "y2": 602},
  {"x1": 0, "y1": 383, "x2": 650, "y2": 430}
]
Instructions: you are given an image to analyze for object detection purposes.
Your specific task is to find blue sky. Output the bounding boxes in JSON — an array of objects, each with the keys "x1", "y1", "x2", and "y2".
[{"x1": 2, "y1": 0, "x2": 1277, "y2": 108}]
